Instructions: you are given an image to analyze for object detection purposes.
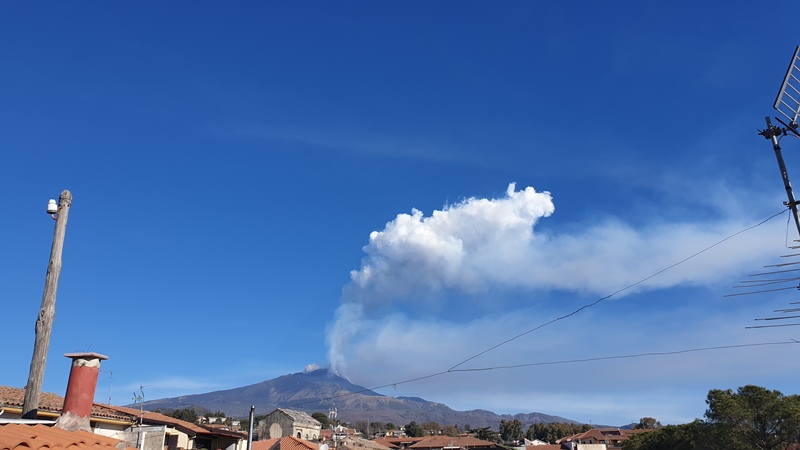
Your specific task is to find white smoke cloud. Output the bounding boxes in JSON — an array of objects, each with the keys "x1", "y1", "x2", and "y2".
[
  {"x1": 345, "y1": 183, "x2": 555, "y2": 303},
  {"x1": 326, "y1": 182, "x2": 788, "y2": 379}
]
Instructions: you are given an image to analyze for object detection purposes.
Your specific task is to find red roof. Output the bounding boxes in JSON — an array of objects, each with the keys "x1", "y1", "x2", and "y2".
[
  {"x1": 252, "y1": 436, "x2": 317, "y2": 450},
  {"x1": 0, "y1": 387, "x2": 244, "y2": 441},
  {"x1": 373, "y1": 437, "x2": 427, "y2": 449},
  {"x1": 0, "y1": 424, "x2": 137, "y2": 450},
  {"x1": 252, "y1": 438, "x2": 279, "y2": 450},
  {"x1": 373, "y1": 436, "x2": 495, "y2": 450},
  {"x1": 408, "y1": 436, "x2": 496, "y2": 449},
  {"x1": 96, "y1": 405, "x2": 208, "y2": 435},
  {"x1": 556, "y1": 428, "x2": 650, "y2": 446},
  {"x1": 0, "y1": 387, "x2": 129, "y2": 422}
]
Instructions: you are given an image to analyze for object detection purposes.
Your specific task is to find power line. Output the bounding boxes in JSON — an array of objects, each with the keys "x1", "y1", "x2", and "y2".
[
  {"x1": 284, "y1": 339, "x2": 800, "y2": 409},
  {"x1": 282, "y1": 210, "x2": 791, "y2": 410},
  {"x1": 449, "y1": 340, "x2": 800, "y2": 372},
  {"x1": 447, "y1": 208, "x2": 788, "y2": 371}
]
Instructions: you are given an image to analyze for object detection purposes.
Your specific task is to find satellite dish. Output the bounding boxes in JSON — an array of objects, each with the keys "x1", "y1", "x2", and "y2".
[{"x1": 320, "y1": 444, "x2": 329, "y2": 450}]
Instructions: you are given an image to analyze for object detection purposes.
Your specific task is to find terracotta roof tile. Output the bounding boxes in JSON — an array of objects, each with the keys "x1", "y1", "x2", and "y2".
[
  {"x1": 372, "y1": 437, "x2": 427, "y2": 449},
  {"x1": 96, "y1": 405, "x2": 207, "y2": 435},
  {"x1": 253, "y1": 436, "x2": 318, "y2": 450},
  {"x1": 252, "y1": 438, "x2": 280, "y2": 450},
  {"x1": 340, "y1": 436, "x2": 391, "y2": 450},
  {"x1": 408, "y1": 436, "x2": 496, "y2": 449},
  {"x1": 556, "y1": 427, "x2": 651, "y2": 445},
  {"x1": 275, "y1": 436, "x2": 317, "y2": 450},
  {"x1": 0, "y1": 388, "x2": 64, "y2": 415},
  {"x1": 0, "y1": 387, "x2": 131, "y2": 423},
  {"x1": 0, "y1": 424, "x2": 137, "y2": 450}
]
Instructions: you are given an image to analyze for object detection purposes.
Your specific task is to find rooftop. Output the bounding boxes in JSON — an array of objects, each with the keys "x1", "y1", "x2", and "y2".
[{"x1": 0, "y1": 423, "x2": 137, "y2": 450}]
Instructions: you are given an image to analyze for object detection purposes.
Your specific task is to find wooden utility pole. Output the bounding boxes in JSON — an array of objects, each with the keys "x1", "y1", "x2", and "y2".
[{"x1": 22, "y1": 190, "x2": 72, "y2": 419}]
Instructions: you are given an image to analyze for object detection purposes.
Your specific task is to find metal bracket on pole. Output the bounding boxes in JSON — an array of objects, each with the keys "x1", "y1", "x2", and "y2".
[{"x1": 759, "y1": 117, "x2": 800, "y2": 237}]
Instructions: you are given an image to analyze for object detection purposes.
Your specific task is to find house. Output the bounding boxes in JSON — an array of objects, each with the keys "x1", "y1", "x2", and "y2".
[
  {"x1": 320, "y1": 425, "x2": 359, "y2": 442},
  {"x1": 258, "y1": 409, "x2": 321, "y2": 441},
  {"x1": 556, "y1": 428, "x2": 650, "y2": 449},
  {"x1": 0, "y1": 386, "x2": 135, "y2": 431},
  {"x1": 335, "y1": 435, "x2": 392, "y2": 450},
  {"x1": 1, "y1": 352, "x2": 247, "y2": 450},
  {"x1": 372, "y1": 436, "x2": 427, "y2": 450},
  {"x1": 101, "y1": 404, "x2": 248, "y2": 450},
  {"x1": 409, "y1": 436, "x2": 499, "y2": 450},
  {"x1": 374, "y1": 436, "x2": 499, "y2": 450}
]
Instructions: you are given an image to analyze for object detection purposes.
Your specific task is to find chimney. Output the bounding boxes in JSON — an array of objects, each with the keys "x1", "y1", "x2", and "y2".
[{"x1": 55, "y1": 352, "x2": 108, "y2": 432}]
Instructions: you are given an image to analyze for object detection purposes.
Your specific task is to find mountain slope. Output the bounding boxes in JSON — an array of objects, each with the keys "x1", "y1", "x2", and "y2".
[{"x1": 138, "y1": 369, "x2": 579, "y2": 428}]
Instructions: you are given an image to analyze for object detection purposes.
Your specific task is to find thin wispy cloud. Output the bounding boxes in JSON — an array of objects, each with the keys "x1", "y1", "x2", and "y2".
[{"x1": 224, "y1": 125, "x2": 468, "y2": 164}]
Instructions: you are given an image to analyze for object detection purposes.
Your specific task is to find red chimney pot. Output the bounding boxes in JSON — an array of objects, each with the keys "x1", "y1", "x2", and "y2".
[{"x1": 56, "y1": 352, "x2": 108, "y2": 432}]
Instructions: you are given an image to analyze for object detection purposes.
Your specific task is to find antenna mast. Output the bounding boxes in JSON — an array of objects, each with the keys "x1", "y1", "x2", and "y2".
[{"x1": 761, "y1": 45, "x2": 800, "y2": 237}]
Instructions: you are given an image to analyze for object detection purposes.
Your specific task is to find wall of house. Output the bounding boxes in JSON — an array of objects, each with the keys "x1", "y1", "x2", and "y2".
[
  {"x1": 259, "y1": 411, "x2": 294, "y2": 439},
  {"x1": 576, "y1": 445, "x2": 607, "y2": 450},
  {"x1": 291, "y1": 424, "x2": 320, "y2": 441},
  {"x1": 115, "y1": 425, "x2": 167, "y2": 450},
  {"x1": 257, "y1": 411, "x2": 320, "y2": 441}
]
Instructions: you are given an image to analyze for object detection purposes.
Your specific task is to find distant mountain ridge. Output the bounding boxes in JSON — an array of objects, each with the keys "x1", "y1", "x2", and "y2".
[{"x1": 138, "y1": 368, "x2": 581, "y2": 429}]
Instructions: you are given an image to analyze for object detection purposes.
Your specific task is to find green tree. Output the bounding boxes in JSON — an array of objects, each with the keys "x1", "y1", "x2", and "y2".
[
  {"x1": 634, "y1": 417, "x2": 662, "y2": 430},
  {"x1": 526, "y1": 422, "x2": 590, "y2": 444},
  {"x1": 499, "y1": 419, "x2": 524, "y2": 443},
  {"x1": 705, "y1": 385, "x2": 800, "y2": 450},
  {"x1": 405, "y1": 421, "x2": 425, "y2": 437},
  {"x1": 473, "y1": 427, "x2": 499, "y2": 443},
  {"x1": 312, "y1": 412, "x2": 331, "y2": 428},
  {"x1": 623, "y1": 420, "x2": 708, "y2": 450},
  {"x1": 442, "y1": 425, "x2": 460, "y2": 437},
  {"x1": 386, "y1": 423, "x2": 396, "y2": 431},
  {"x1": 421, "y1": 421, "x2": 442, "y2": 436},
  {"x1": 171, "y1": 407, "x2": 199, "y2": 424}
]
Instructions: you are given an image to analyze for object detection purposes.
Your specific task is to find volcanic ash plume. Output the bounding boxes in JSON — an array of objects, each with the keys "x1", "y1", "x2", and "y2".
[{"x1": 327, "y1": 183, "x2": 555, "y2": 373}]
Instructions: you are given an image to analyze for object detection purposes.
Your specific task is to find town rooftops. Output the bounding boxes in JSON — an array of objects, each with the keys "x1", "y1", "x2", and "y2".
[
  {"x1": 409, "y1": 436, "x2": 496, "y2": 449},
  {"x1": 0, "y1": 387, "x2": 131, "y2": 423},
  {"x1": 98, "y1": 405, "x2": 230, "y2": 437},
  {"x1": 0, "y1": 386, "x2": 246, "y2": 441},
  {"x1": 372, "y1": 436, "x2": 428, "y2": 448},
  {"x1": 374, "y1": 436, "x2": 496, "y2": 450},
  {"x1": 556, "y1": 428, "x2": 650, "y2": 446}
]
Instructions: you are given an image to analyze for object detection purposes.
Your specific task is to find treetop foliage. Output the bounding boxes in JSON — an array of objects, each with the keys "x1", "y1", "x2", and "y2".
[
  {"x1": 526, "y1": 422, "x2": 590, "y2": 444},
  {"x1": 623, "y1": 385, "x2": 800, "y2": 450}
]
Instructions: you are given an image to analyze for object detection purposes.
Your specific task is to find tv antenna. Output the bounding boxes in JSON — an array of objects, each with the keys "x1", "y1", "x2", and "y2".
[
  {"x1": 100, "y1": 370, "x2": 113, "y2": 404},
  {"x1": 132, "y1": 384, "x2": 151, "y2": 425},
  {"x1": 328, "y1": 405, "x2": 337, "y2": 421},
  {"x1": 731, "y1": 46, "x2": 800, "y2": 329},
  {"x1": 760, "y1": 45, "x2": 800, "y2": 238}
]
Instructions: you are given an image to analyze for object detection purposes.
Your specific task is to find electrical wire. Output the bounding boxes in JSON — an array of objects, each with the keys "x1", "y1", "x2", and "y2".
[
  {"x1": 446, "y1": 208, "x2": 788, "y2": 371},
  {"x1": 281, "y1": 209, "x2": 791, "y2": 411},
  {"x1": 283, "y1": 339, "x2": 800, "y2": 409},
  {"x1": 448, "y1": 340, "x2": 800, "y2": 372}
]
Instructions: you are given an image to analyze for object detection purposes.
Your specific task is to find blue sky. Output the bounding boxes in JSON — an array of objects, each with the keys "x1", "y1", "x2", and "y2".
[{"x1": 3, "y1": 1, "x2": 800, "y2": 427}]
